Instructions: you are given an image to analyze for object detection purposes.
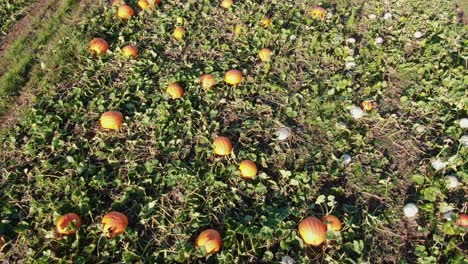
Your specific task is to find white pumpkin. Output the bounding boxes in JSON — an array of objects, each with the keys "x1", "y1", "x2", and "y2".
[
  {"x1": 459, "y1": 118, "x2": 468, "y2": 129},
  {"x1": 403, "y1": 203, "x2": 418, "y2": 218},
  {"x1": 431, "y1": 158, "x2": 448, "y2": 170},
  {"x1": 414, "y1": 31, "x2": 423, "y2": 39},
  {"x1": 341, "y1": 154, "x2": 352, "y2": 165},
  {"x1": 350, "y1": 107, "x2": 364, "y2": 119},
  {"x1": 276, "y1": 127, "x2": 291, "y2": 141}
]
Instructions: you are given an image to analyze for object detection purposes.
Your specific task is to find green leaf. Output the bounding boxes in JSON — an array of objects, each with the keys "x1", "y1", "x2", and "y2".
[
  {"x1": 123, "y1": 251, "x2": 140, "y2": 262},
  {"x1": 255, "y1": 183, "x2": 267, "y2": 194},
  {"x1": 315, "y1": 195, "x2": 326, "y2": 204},
  {"x1": 84, "y1": 244, "x2": 95, "y2": 254},
  {"x1": 411, "y1": 174, "x2": 425, "y2": 185}
]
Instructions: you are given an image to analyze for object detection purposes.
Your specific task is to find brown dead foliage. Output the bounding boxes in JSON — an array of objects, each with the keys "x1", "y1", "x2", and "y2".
[{"x1": 369, "y1": 117, "x2": 425, "y2": 178}]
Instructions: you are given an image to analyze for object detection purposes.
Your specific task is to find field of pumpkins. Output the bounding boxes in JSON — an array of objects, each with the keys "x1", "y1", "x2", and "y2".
[{"x1": 0, "y1": 0, "x2": 467, "y2": 263}]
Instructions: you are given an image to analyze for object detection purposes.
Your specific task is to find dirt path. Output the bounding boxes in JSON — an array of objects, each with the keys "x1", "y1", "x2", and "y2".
[
  {"x1": 0, "y1": 0, "x2": 95, "y2": 132},
  {"x1": 0, "y1": 0, "x2": 48, "y2": 58},
  {"x1": 0, "y1": 0, "x2": 58, "y2": 79}
]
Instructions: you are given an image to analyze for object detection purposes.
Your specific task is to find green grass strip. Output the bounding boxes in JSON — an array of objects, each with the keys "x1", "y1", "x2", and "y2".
[{"x1": 0, "y1": 0, "x2": 78, "y2": 116}]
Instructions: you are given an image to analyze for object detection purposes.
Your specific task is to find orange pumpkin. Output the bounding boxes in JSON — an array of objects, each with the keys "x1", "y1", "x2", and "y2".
[
  {"x1": 166, "y1": 82, "x2": 184, "y2": 99},
  {"x1": 311, "y1": 7, "x2": 326, "y2": 20},
  {"x1": 239, "y1": 160, "x2": 258, "y2": 179},
  {"x1": 102, "y1": 211, "x2": 128, "y2": 238},
  {"x1": 89, "y1": 38, "x2": 109, "y2": 55},
  {"x1": 261, "y1": 17, "x2": 271, "y2": 28},
  {"x1": 117, "y1": 5, "x2": 135, "y2": 19},
  {"x1": 56, "y1": 213, "x2": 82, "y2": 235},
  {"x1": 100, "y1": 111, "x2": 124, "y2": 130},
  {"x1": 213, "y1": 136, "x2": 233, "y2": 156},
  {"x1": 173, "y1": 26, "x2": 185, "y2": 41},
  {"x1": 220, "y1": 0, "x2": 233, "y2": 9},
  {"x1": 137, "y1": 0, "x2": 151, "y2": 10},
  {"x1": 200, "y1": 74, "x2": 217, "y2": 89},
  {"x1": 122, "y1": 45, "x2": 139, "y2": 58},
  {"x1": 457, "y1": 214, "x2": 468, "y2": 227},
  {"x1": 224, "y1": 69, "x2": 243, "y2": 85},
  {"x1": 258, "y1": 48, "x2": 272, "y2": 62},
  {"x1": 298, "y1": 216, "x2": 327, "y2": 246},
  {"x1": 321, "y1": 215, "x2": 342, "y2": 231},
  {"x1": 195, "y1": 229, "x2": 222, "y2": 254},
  {"x1": 151, "y1": 0, "x2": 161, "y2": 5},
  {"x1": 360, "y1": 100, "x2": 373, "y2": 111}
]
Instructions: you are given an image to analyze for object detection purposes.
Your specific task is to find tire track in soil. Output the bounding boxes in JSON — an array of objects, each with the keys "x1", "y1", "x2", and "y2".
[
  {"x1": 0, "y1": 0, "x2": 51, "y2": 58},
  {"x1": 0, "y1": 0, "x2": 61, "y2": 78},
  {"x1": 0, "y1": 0, "x2": 95, "y2": 132}
]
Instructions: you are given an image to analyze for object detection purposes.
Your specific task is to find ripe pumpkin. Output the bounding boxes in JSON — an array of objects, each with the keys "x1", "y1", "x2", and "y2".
[
  {"x1": 100, "y1": 111, "x2": 124, "y2": 130},
  {"x1": 220, "y1": 0, "x2": 233, "y2": 9},
  {"x1": 89, "y1": 38, "x2": 109, "y2": 55},
  {"x1": 261, "y1": 17, "x2": 271, "y2": 28},
  {"x1": 224, "y1": 69, "x2": 243, "y2": 85},
  {"x1": 195, "y1": 229, "x2": 222, "y2": 254},
  {"x1": 457, "y1": 214, "x2": 468, "y2": 227},
  {"x1": 137, "y1": 0, "x2": 151, "y2": 10},
  {"x1": 102, "y1": 211, "x2": 128, "y2": 238},
  {"x1": 56, "y1": 213, "x2": 82, "y2": 235},
  {"x1": 298, "y1": 216, "x2": 327, "y2": 246},
  {"x1": 166, "y1": 83, "x2": 184, "y2": 99},
  {"x1": 117, "y1": 5, "x2": 135, "y2": 19},
  {"x1": 213, "y1": 136, "x2": 233, "y2": 156},
  {"x1": 311, "y1": 7, "x2": 326, "y2": 20},
  {"x1": 173, "y1": 27, "x2": 185, "y2": 41},
  {"x1": 200, "y1": 74, "x2": 217, "y2": 89},
  {"x1": 239, "y1": 160, "x2": 258, "y2": 179},
  {"x1": 258, "y1": 48, "x2": 272, "y2": 62},
  {"x1": 122, "y1": 45, "x2": 138, "y2": 58},
  {"x1": 360, "y1": 100, "x2": 373, "y2": 111},
  {"x1": 321, "y1": 215, "x2": 342, "y2": 231}
]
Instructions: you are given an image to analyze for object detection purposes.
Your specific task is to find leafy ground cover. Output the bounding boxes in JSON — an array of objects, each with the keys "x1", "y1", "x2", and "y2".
[{"x1": 0, "y1": 0, "x2": 467, "y2": 263}]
